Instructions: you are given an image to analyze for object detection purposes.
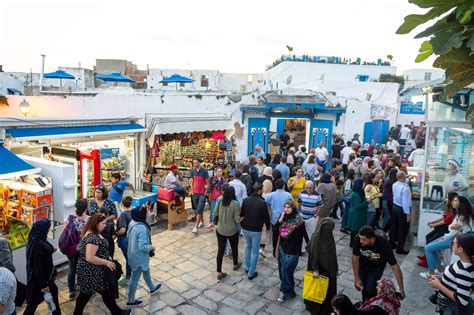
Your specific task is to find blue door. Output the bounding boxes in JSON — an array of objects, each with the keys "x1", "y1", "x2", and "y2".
[
  {"x1": 372, "y1": 120, "x2": 390, "y2": 145},
  {"x1": 308, "y1": 119, "x2": 333, "y2": 150},
  {"x1": 363, "y1": 122, "x2": 373, "y2": 145},
  {"x1": 247, "y1": 117, "x2": 270, "y2": 155}
]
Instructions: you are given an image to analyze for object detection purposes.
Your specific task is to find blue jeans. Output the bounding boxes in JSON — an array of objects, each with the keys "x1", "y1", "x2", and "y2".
[
  {"x1": 128, "y1": 267, "x2": 155, "y2": 303},
  {"x1": 243, "y1": 229, "x2": 262, "y2": 277},
  {"x1": 425, "y1": 236, "x2": 453, "y2": 271},
  {"x1": 173, "y1": 186, "x2": 187, "y2": 197},
  {"x1": 209, "y1": 199, "x2": 218, "y2": 223},
  {"x1": 67, "y1": 253, "x2": 79, "y2": 293},
  {"x1": 342, "y1": 200, "x2": 350, "y2": 229},
  {"x1": 117, "y1": 236, "x2": 131, "y2": 278},
  {"x1": 191, "y1": 194, "x2": 206, "y2": 214},
  {"x1": 278, "y1": 248, "x2": 299, "y2": 294},
  {"x1": 359, "y1": 264, "x2": 385, "y2": 301}
]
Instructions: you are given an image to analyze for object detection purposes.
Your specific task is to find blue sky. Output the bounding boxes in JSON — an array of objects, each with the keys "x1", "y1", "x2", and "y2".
[{"x1": 0, "y1": 0, "x2": 436, "y2": 74}]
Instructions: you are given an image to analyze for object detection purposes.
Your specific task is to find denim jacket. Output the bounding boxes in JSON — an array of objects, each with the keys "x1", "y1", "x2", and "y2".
[{"x1": 127, "y1": 221, "x2": 153, "y2": 271}]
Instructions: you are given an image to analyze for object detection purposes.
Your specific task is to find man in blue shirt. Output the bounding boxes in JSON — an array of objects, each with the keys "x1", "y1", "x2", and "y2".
[
  {"x1": 389, "y1": 171, "x2": 412, "y2": 255},
  {"x1": 109, "y1": 172, "x2": 136, "y2": 212},
  {"x1": 265, "y1": 179, "x2": 292, "y2": 257},
  {"x1": 276, "y1": 157, "x2": 290, "y2": 183}
]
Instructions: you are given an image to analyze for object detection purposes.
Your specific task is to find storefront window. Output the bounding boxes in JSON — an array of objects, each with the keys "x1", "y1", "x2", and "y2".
[{"x1": 423, "y1": 125, "x2": 473, "y2": 203}]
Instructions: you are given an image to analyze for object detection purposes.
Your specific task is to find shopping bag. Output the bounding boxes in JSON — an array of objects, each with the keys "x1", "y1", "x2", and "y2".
[{"x1": 303, "y1": 271, "x2": 329, "y2": 304}]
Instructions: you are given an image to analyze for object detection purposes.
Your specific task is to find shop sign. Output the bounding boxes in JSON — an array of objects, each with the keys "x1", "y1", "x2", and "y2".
[
  {"x1": 400, "y1": 101, "x2": 425, "y2": 115},
  {"x1": 100, "y1": 148, "x2": 120, "y2": 159}
]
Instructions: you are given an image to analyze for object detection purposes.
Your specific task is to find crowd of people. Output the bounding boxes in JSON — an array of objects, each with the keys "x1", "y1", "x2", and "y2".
[{"x1": 0, "y1": 123, "x2": 472, "y2": 315}]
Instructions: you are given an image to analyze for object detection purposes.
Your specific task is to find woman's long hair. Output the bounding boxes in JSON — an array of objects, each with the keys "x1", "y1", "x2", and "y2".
[
  {"x1": 82, "y1": 213, "x2": 107, "y2": 237},
  {"x1": 388, "y1": 167, "x2": 398, "y2": 185},
  {"x1": 271, "y1": 154, "x2": 281, "y2": 165},
  {"x1": 445, "y1": 192, "x2": 458, "y2": 216},
  {"x1": 331, "y1": 294, "x2": 356, "y2": 315},
  {"x1": 308, "y1": 154, "x2": 315, "y2": 164},
  {"x1": 456, "y1": 233, "x2": 474, "y2": 264},
  {"x1": 222, "y1": 185, "x2": 236, "y2": 207},
  {"x1": 455, "y1": 196, "x2": 473, "y2": 226}
]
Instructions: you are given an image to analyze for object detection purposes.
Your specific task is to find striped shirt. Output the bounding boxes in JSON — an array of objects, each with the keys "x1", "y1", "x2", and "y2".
[
  {"x1": 0, "y1": 267, "x2": 16, "y2": 315},
  {"x1": 297, "y1": 190, "x2": 323, "y2": 219},
  {"x1": 441, "y1": 260, "x2": 474, "y2": 306}
]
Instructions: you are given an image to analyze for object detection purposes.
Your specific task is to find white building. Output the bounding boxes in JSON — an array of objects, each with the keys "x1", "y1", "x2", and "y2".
[
  {"x1": 263, "y1": 55, "x2": 397, "y2": 90},
  {"x1": 403, "y1": 68, "x2": 445, "y2": 89},
  {"x1": 147, "y1": 68, "x2": 263, "y2": 93},
  {"x1": 259, "y1": 55, "x2": 400, "y2": 144}
]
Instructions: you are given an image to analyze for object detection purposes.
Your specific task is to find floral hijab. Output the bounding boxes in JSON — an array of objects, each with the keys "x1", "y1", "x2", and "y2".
[
  {"x1": 359, "y1": 278, "x2": 400, "y2": 315},
  {"x1": 280, "y1": 200, "x2": 304, "y2": 238}
]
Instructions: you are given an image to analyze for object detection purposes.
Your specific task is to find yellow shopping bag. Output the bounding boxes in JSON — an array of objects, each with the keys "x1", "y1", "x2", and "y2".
[{"x1": 302, "y1": 270, "x2": 329, "y2": 304}]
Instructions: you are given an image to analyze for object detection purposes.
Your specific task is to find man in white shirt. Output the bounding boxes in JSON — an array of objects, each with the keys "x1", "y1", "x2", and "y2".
[
  {"x1": 407, "y1": 142, "x2": 424, "y2": 169},
  {"x1": 314, "y1": 141, "x2": 329, "y2": 171},
  {"x1": 386, "y1": 136, "x2": 400, "y2": 153},
  {"x1": 164, "y1": 164, "x2": 186, "y2": 197},
  {"x1": 341, "y1": 141, "x2": 355, "y2": 177},
  {"x1": 229, "y1": 170, "x2": 248, "y2": 205},
  {"x1": 399, "y1": 125, "x2": 411, "y2": 144}
]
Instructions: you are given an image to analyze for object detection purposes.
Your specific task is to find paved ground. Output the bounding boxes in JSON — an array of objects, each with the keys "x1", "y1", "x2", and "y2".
[{"x1": 28, "y1": 206, "x2": 437, "y2": 315}]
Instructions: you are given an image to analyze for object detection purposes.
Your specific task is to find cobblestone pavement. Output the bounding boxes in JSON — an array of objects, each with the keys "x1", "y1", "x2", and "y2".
[{"x1": 29, "y1": 207, "x2": 436, "y2": 315}]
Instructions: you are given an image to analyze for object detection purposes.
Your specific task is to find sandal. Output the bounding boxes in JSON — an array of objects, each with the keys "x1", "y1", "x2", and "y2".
[
  {"x1": 217, "y1": 273, "x2": 227, "y2": 280},
  {"x1": 233, "y1": 262, "x2": 242, "y2": 271}
]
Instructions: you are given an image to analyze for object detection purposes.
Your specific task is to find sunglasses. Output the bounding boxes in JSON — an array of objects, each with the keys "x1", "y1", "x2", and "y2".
[{"x1": 95, "y1": 185, "x2": 105, "y2": 190}]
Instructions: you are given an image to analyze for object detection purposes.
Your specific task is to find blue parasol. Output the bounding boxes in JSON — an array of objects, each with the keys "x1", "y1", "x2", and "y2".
[
  {"x1": 159, "y1": 74, "x2": 194, "y2": 90},
  {"x1": 43, "y1": 70, "x2": 75, "y2": 88}
]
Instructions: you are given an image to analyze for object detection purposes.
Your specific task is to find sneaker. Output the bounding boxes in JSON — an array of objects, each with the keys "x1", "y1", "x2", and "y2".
[
  {"x1": 233, "y1": 262, "x2": 242, "y2": 271},
  {"x1": 150, "y1": 283, "x2": 162, "y2": 294},
  {"x1": 259, "y1": 247, "x2": 263, "y2": 254},
  {"x1": 248, "y1": 272, "x2": 259, "y2": 280},
  {"x1": 118, "y1": 277, "x2": 130, "y2": 285},
  {"x1": 127, "y1": 300, "x2": 143, "y2": 307},
  {"x1": 277, "y1": 291, "x2": 285, "y2": 303},
  {"x1": 198, "y1": 223, "x2": 203, "y2": 228},
  {"x1": 192, "y1": 227, "x2": 198, "y2": 234},
  {"x1": 420, "y1": 271, "x2": 430, "y2": 279}
]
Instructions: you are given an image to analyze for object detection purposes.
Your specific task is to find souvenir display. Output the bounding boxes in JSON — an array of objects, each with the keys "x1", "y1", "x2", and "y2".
[{"x1": 0, "y1": 179, "x2": 52, "y2": 249}]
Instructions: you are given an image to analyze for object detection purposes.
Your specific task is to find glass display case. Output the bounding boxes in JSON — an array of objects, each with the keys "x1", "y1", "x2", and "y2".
[{"x1": 417, "y1": 122, "x2": 473, "y2": 246}]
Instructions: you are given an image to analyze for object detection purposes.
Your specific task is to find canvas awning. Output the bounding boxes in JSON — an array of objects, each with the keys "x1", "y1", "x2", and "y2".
[
  {"x1": 0, "y1": 146, "x2": 41, "y2": 179},
  {"x1": 6, "y1": 124, "x2": 146, "y2": 142}
]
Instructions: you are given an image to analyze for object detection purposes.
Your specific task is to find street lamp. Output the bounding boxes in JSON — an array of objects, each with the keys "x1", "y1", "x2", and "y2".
[{"x1": 19, "y1": 99, "x2": 30, "y2": 116}]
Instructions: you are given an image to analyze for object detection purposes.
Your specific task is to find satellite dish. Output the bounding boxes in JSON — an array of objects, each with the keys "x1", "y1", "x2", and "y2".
[{"x1": 286, "y1": 75, "x2": 293, "y2": 85}]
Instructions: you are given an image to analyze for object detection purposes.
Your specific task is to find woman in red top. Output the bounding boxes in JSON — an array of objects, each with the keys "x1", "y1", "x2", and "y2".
[{"x1": 418, "y1": 192, "x2": 458, "y2": 267}]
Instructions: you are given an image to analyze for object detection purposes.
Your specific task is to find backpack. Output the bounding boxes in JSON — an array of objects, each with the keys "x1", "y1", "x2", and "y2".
[{"x1": 58, "y1": 215, "x2": 81, "y2": 257}]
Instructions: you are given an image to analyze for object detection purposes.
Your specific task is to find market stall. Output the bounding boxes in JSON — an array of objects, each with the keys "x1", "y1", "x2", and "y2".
[
  {"x1": 0, "y1": 145, "x2": 63, "y2": 283},
  {"x1": 147, "y1": 130, "x2": 232, "y2": 179}
]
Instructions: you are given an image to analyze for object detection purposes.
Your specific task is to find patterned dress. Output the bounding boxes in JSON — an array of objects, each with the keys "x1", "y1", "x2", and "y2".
[
  {"x1": 88, "y1": 199, "x2": 117, "y2": 217},
  {"x1": 77, "y1": 233, "x2": 110, "y2": 294}
]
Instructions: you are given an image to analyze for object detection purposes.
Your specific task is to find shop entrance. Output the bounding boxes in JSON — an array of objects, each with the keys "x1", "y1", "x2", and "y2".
[{"x1": 269, "y1": 118, "x2": 309, "y2": 154}]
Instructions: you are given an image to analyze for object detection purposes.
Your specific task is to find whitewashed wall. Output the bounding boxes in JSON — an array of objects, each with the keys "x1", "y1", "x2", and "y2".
[{"x1": 263, "y1": 61, "x2": 397, "y2": 90}]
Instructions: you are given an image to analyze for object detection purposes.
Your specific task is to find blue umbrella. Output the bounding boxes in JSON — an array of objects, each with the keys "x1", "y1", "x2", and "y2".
[
  {"x1": 159, "y1": 74, "x2": 194, "y2": 90},
  {"x1": 43, "y1": 70, "x2": 75, "y2": 88},
  {"x1": 96, "y1": 73, "x2": 135, "y2": 84}
]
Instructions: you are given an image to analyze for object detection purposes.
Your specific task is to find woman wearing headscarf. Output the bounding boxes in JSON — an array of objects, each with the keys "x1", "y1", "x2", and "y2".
[
  {"x1": 361, "y1": 156, "x2": 373, "y2": 174},
  {"x1": 24, "y1": 219, "x2": 61, "y2": 315},
  {"x1": 357, "y1": 278, "x2": 401, "y2": 314},
  {"x1": 346, "y1": 179, "x2": 371, "y2": 247},
  {"x1": 275, "y1": 200, "x2": 309, "y2": 303},
  {"x1": 304, "y1": 217, "x2": 338, "y2": 315},
  {"x1": 316, "y1": 174, "x2": 338, "y2": 218},
  {"x1": 127, "y1": 204, "x2": 161, "y2": 307}
]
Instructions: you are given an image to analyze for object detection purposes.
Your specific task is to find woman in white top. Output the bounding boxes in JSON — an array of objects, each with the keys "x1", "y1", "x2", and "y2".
[{"x1": 421, "y1": 196, "x2": 473, "y2": 278}]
